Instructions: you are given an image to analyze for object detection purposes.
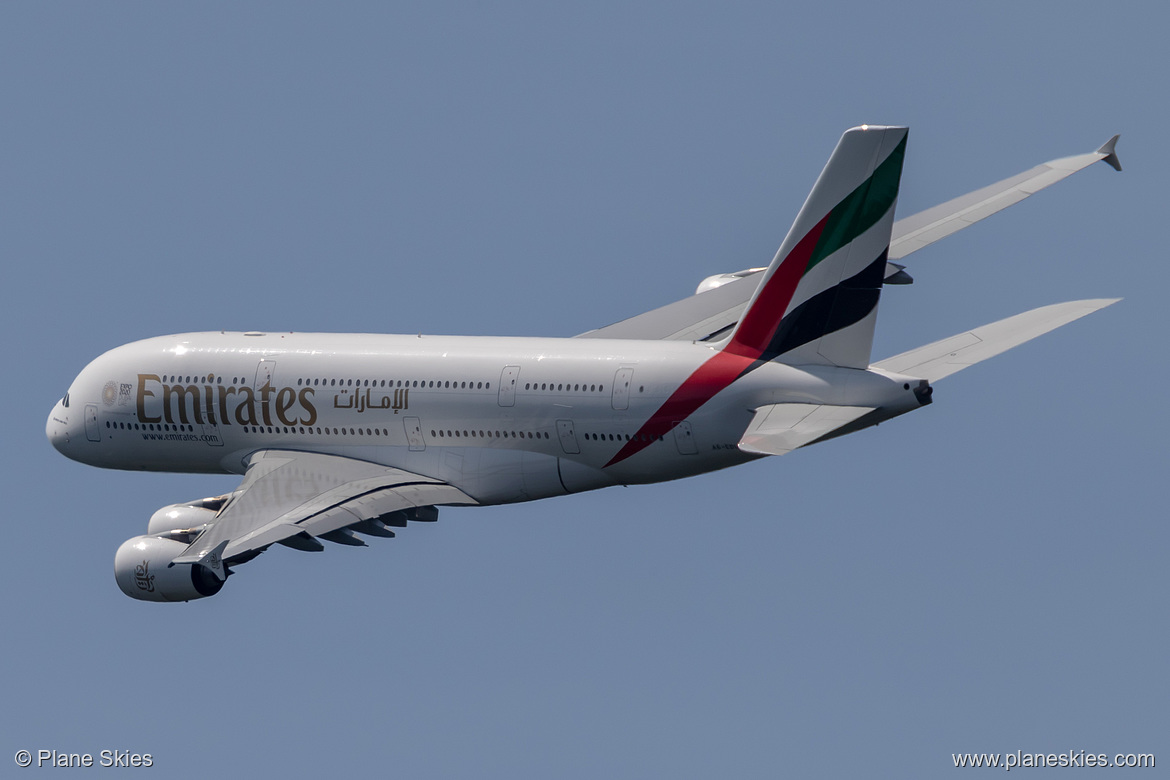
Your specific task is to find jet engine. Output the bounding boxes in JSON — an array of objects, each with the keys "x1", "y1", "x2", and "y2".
[
  {"x1": 695, "y1": 267, "x2": 765, "y2": 294},
  {"x1": 146, "y1": 494, "x2": 231, "y2": 537},
  {"x1": 114, "y1": 535, "x2": 225, "y2": 602}
]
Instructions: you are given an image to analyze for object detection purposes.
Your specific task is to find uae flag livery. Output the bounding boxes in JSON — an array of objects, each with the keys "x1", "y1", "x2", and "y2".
[{"x1": 608, "y1": 126, "x2": 907, "y2": 466}]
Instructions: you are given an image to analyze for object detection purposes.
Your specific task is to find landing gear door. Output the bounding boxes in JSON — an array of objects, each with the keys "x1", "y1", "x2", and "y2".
[{"x1": 673, "y1": 420, "x2": 697, "y2": 455}]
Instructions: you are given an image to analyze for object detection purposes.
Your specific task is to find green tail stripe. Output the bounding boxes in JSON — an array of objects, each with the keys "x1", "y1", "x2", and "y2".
[{"x1": 806, "y1": 134, "x2": 906, "y2": 273}]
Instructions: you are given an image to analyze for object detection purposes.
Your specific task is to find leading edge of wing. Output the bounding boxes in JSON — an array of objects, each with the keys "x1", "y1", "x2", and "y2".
[
  {"x1": 889, "y1": 135, "x2": 1121, "y2": 260},
  {"x1": 171, "y1": 450, "x2": 478, "y2": 565},
  {"x1": 872, "y1": 298, "x2": 1120, "y2": 382},
  {"x1": 576, "y1": 271, "x2": 758, "y2": 342}
]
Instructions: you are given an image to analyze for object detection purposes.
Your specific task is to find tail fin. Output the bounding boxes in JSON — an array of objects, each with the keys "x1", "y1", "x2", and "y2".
[{"x1": 725, "y1": 125, "x2": 907, "y2": 369}]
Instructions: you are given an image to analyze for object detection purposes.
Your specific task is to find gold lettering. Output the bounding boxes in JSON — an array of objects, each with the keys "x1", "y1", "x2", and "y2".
[
  {"x1": 259, "y1": 383, "x2": 274, "y2": 426},
  {"x1": 136, "y1": 374, "x2": 161, "y2": 423},
  {"x1": 217, "y1": 385, "x2": 236, "y2": 426},
  {"x1": 203, "y1": 385, "x2": 216, "y2": 425},
  {"x1": 234, "y1": 386, "x2": 259, "y2": 426},
  {"x1": 275, "y1": 387, "x2": 297, "y2": 426},
  {"x1": 299, "y1": 387, "x2": 317, "y2": 426},
  {"x1": 162, "y1": 385, "x2": 204, "y2": 425},
  {"x1": 133, "y1": 378, "x2": 317, "y2": 429}
]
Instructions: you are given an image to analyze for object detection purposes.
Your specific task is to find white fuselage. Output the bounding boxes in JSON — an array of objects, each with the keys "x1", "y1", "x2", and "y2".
[{"x1": 46, "y1": 331, "x2": 921, "y2": 505}]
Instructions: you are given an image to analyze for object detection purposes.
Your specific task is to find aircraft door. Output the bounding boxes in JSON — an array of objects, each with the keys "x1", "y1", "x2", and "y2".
[
  {"x1": 556, "y1": 419, "x2": 580, "y2": 454},
  {"x1": 498, "y1": 366, "x2": 520, "y2": 407},
  {"x1": 202, "y1": 422, "x2": 224, "y2": 447},
  {"x1": 403, "y1": 416, "x2": 425, "y2": 451},
  {"x1": 611, "y1": 367, "x2": 634, "y2": 410},
  {"x1": 85, "y1": 404, "x2": 101, "y2": 442},
  {"x1": 673, "y1": 421, "x2": 697, "y2": 455},
  {"x1": 254, "y1": 359, "x2": 276, "y2": 390}
]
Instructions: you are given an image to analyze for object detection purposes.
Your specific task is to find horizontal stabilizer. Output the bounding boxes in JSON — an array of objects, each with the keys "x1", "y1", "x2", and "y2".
[
  {"x1": 739, "y1": 403, "x2": 875, "y2": 456},
  {"x1": 872, "y1": 298, "x2": 1119, "y2": 382}
]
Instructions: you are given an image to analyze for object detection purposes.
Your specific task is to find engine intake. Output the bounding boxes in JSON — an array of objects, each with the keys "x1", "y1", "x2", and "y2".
[{"x1": 114, "y1": 536, "x2": 225, "y2": 602}]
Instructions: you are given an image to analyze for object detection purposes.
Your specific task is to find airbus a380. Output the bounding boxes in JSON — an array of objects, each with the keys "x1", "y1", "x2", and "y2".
[{"x1": 46, "y1": 126, "x2": 1121, "y2": 602}]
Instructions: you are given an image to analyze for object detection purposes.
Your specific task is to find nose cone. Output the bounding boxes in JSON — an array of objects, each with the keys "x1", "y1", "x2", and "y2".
[{"x1": 47, "y1": 402, "x2": 71, "y2": 454}]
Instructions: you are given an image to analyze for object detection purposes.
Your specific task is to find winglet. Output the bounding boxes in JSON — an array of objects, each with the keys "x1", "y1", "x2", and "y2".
[{"x1": 1097, "y1": 134, "x2": 1122, "y2": 172}]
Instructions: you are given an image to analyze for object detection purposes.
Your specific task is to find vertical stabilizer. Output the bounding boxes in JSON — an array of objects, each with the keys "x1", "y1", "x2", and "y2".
[{"x1": 725, "y1": 125, "x2": 907, "y2": 369}]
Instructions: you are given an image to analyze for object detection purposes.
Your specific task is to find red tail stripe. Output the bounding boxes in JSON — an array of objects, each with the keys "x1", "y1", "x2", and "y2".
[
  {"x1": 604, "y1": 350, "x2": 755, "y2": 467},
  {"x1": 725, "y1": 213, "x2": 830, "y2": 359},
  {"x1": 605, "y1": 206, "x2": 833, "y2": 468}
]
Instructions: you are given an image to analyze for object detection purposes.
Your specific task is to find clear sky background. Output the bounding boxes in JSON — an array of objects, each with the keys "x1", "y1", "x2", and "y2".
[{"x1": 2, "y1": 2, "x2": 1165, "y2": 777}]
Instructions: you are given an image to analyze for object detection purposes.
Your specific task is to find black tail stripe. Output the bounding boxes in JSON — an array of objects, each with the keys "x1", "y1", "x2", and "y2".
[{"x1": 762, "y1": 250, "x2": 887, "y2": 360}]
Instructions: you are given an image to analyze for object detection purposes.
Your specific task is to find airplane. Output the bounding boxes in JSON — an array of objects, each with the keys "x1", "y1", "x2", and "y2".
[{"x1": 46, "y1": 125, "x2": 1122, "y2": 602}]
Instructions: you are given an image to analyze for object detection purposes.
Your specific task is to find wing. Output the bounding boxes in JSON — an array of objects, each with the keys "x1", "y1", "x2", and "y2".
[
  {"x1": 575, "y1": 271, "x2": 760, "y2": 342},
  {"x1": 577, "y1": 136, "x2": 1120, "y2": 343},
  {"x1": 872, "y1": 298, "x2": 1120, "y2": 382},
  {"x1": 888, "y1": 135, "x2": 1120, "y2": 259},
  {"x1": 170, "y1": 450, "x2": 477, "y2": 573}
]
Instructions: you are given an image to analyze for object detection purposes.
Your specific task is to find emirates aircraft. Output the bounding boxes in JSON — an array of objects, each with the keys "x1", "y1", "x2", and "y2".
[{"x1": 46, "y1": 126, "x2": 1121, "y2": 602}]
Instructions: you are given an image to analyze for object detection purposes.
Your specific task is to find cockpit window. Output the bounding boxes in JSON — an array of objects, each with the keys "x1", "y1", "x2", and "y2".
[{"x1": 62, "y1": 393, "x2": 70, "y2": 408}]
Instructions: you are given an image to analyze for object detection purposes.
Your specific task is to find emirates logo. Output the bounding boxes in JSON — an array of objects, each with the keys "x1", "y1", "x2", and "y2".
[{"x1": 134, "y1": 561, "x2": 155, "y2": 592}]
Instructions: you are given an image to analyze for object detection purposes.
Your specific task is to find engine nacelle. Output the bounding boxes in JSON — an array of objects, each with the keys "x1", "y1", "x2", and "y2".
[
  {"x1": 114, "y1": 536, "x2": 225, "y2": 602},
  {"x1": 147, "y1": 502, "x2": 218, "y2": 536},
  {"x1": 695, "y1": 267, "x2": 766, "y2": 294}
]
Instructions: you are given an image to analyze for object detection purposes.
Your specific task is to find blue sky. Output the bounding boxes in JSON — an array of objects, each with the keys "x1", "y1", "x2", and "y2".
[{"x1": 3, "y1": 2, "x2": 1165, "y2": 777}]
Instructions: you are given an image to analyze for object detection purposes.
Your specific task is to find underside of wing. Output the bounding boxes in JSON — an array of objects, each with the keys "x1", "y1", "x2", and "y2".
[
  {"x1": 171, "y1": 450, "x2": 477, "y2": 569},
  {"x1": 738, "y1": 403, "x2": 875, "y2": 456},
  {"x1": 873, "y1": 299, "x2": 1120, "y2": 382}
]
